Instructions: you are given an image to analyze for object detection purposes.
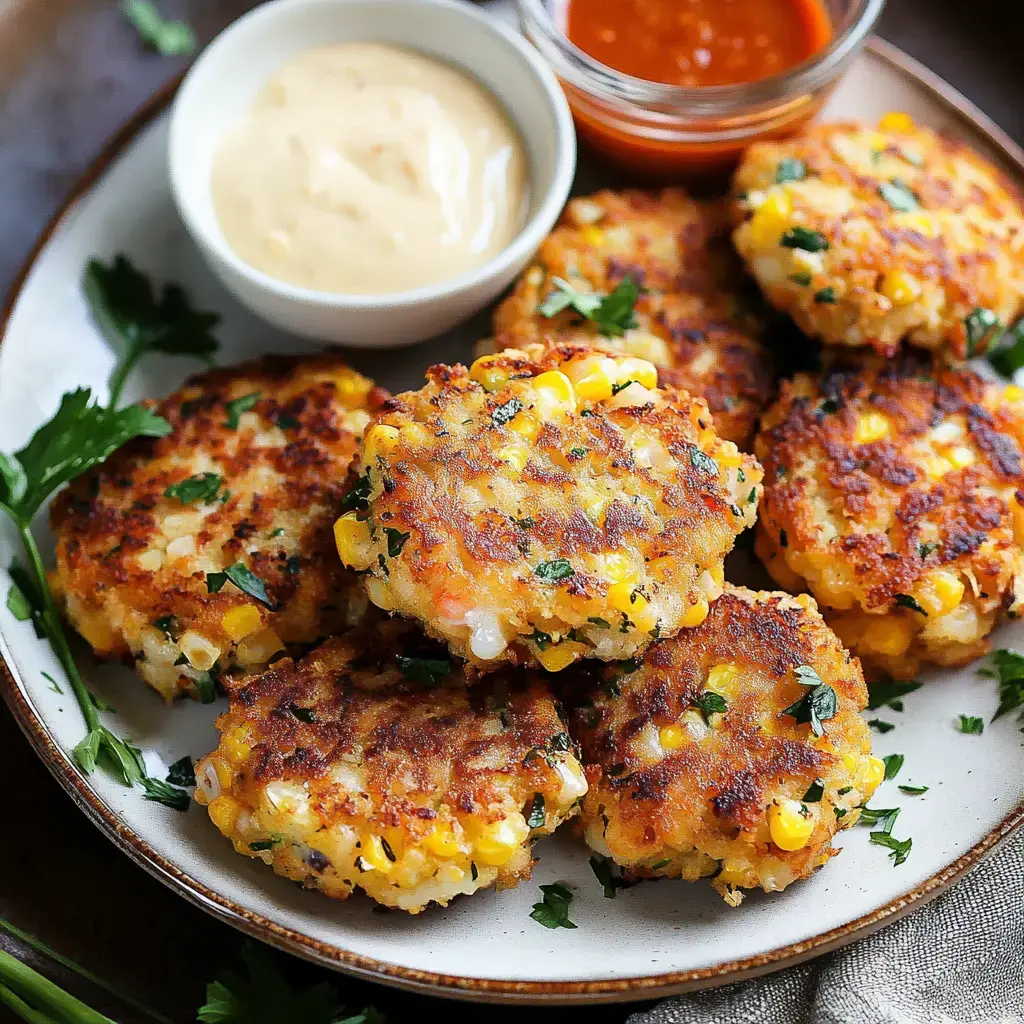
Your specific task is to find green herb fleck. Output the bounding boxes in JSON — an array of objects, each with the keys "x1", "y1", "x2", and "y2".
[
  {"x1": 868, "y1": 719, "x2": 895, "y2": 734},
  {"x1": 988, "y1": 320, "x2": 1024, "y2": 377},
  {"x1": 693, "y1": 691, "x2": 728, "y2": 723},
  {"x1": 813, "y1": 286, "x2": 837, "y2": 304},
  {"x1": 534, "y1": 559, "x2": 575, "y2": 582},
  {"x1": 491, "y1": 397, "x2": 524, "y2": 427},
  {"x1": 957, "y1": 714, "x2": 984, "y2": 735},
  {"x1": 42, "y1": 671, "x2": 63, "y2": 695},
  {"x1": 802, "y1": 778, "x2": 825, "y2": 802},
  {"x1": 290, "y1": 705, "x2": 317, "y2": 724},
  {"x1": 384, "y1": 527, "x2": 410, "y2": 558},
  {"x1": 898, "y1": 784, "x2": 929, "y2": 795},
  {"x1": 588, "y1": 616, "x2": 611, "y2": 629},
  {"x1": 894, "y1": 593, "x2": 927, "y2": 615},
  {"x1": 589, "y1": 854, "x2": 626, "y2": 898},
  {"x1": 341, "y1": 472, "x2": 371, "y2": 511},
  {"x1": 781, "y1": 664, "x2": 838, "y2": 736},
  {"x1": 248, "y1": 838, "x2": 281, "y2": 852},
  {"x1": 526, "y1": 793, "x2": 546, "y2": 829},
  {"x1": 982, "y1": 649, "x2": 1024, "y2": 724},
  {"x1": 878, "y1": 178, "x2": 918, "y2": 212},
  {"x1": 396, "y1": 655, "x2": 452, "y2": 687},
  {"x1": 870, "y1": 830, "x2": 912, "y2": 866},
  {"x1": 205, "y1": 562, "x2": 273, "y2": 608},
  {"x1": 780, "y1": 227, "x2": 829, "y2": 252},
  {"x1": 964, "y1": 307, "x2": 1000, "y2": 357},
  {"x1": 882, "y1": 753, "x2": 904, "y2": 779},
  {"x1": 140, "y1": 776, "x2": 190, "y2": 811},
  {"x1": 530, "y1": 883, "x2": 576, "y2": 929},
  {"x1": 166, "y1": 755, "x2": 196, "y2": 787},
  {"x1": 223, "y1": 392, "x2": 261, "y2": 429},
  {"x1": 538, "y1": 276, "x2": 640, "y2": 337},
  {"x1": 164, "y1": 472, "x2": 221, "y2": 505},
  {"x1": 6, "y1": 580, "x2": 32, "y2": 621},
  {"x1": 775, "y1": 157, "x2": 807, "y2": 183},
  {"x1": 690, "y1": 448, "x2": 719, "y2": 475},
  {"x1": 918, "y1": 541, "x2": 939, "y2": 559},
  {"x1": 859, "y1": 805, "x2": 900, "y2": 832},
  {"x1": 866, "y1": 678, "x2": 922, "y2": 711}
]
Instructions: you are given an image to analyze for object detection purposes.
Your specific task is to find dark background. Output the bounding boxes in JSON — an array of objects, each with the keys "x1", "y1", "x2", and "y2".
[{"x1": 1, "y1": 1, "x2": 1021, "y2": 1021}]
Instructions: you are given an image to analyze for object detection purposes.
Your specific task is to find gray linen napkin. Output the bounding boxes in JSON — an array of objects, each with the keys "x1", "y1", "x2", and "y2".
[{"x1": 630, "y1": 828, "x2": 1024, "y2": 1024}]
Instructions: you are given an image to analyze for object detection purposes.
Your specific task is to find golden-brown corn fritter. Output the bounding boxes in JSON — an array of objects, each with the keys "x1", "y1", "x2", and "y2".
[
  {"x1": 570, "y1": 586, "x2": 880, "y2": 905},
  {"x1": 732, "y1": 113, "x2": 1024, "y2": 359},
  {"x1": 491, "y1": 189, "x2": 773, "y2": 447},
  {"x1": 755, "y1": 351, "x2": 1024, "y2": 680},
  {"x1": 194, "y1": 630, "x2": 588, "y2": 914},
  {"x1": 50, "y1": 353, "x2": 387, "y2": 701},
  {"x1": 334, "y1": 342, "x2": 763, "y2": 673}
]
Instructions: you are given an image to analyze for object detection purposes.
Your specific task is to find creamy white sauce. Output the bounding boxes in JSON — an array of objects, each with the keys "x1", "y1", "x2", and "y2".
[{"x1": 211, "y1": 42, "x2": 528, "y2": 295}]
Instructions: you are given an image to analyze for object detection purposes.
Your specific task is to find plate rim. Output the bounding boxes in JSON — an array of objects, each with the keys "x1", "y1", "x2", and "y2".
[{"x1": 2, "y1": 35, "x2": 1023, "y2": 1005}]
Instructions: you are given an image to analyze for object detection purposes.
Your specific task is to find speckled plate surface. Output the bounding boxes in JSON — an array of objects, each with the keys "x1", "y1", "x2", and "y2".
[{"x1": 1, "y1": 30, "x2": 1023, "y2": 1005}]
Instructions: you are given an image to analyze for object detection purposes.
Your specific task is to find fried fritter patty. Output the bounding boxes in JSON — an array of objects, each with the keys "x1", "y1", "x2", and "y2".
[
  {"x1": 334, "y1": 342, "x2": 763, "y2": 672},
  {"x1": 491, "y1": 189, "x2": 773, "y2": 446},
  {"x1": 50, "y1": 353, "x2": 387, "y2": 701},
  {"x1": 569, "y1": 586, "x2": 880, "y2": 905},
  {"x1": 194, "y1": 631, "x2": 587, "y2": 914},
  {"x1": 731, "y1": 114, "x2": 1024, "y2": 358},
  {"x1": 755, "y1": 352, "x2": 1024, "y2": 680}
]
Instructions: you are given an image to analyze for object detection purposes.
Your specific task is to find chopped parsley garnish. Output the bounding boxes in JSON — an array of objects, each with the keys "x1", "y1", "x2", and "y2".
[
  {"x1": 121, "y1": 0, "x2": 196, "y2": 55},
  {"x1": 747, "y1": 488, "x2": 758, "y2": 504},
  {"x1": 878, "y1": 178, "x2": 918, "y2": 212},
  {"x1": 163, "y1": 472, "x2": 222, "y2": 505},
  {"x1": 818, "y1": 396, "x2": 842, "y2": 416},
  {"x1": 610, "y1": 379, "x2": 636, "y2": 396},
  {"x1": 248, "y1": 838, "x2": 281, "y2": 852},
  {"x1": 894, "y1": 593, "x2": 927, "y2": 615},
  {"x1": 859, "y1": 805, "x2": 900, "y2": 832},
  {"x1": 690, "y1": 448, "x2": 719, "y2": 475},
  {"x1": 588, "y1": 616, "x2": 611, "y2": 629},
  {"x1": 964, "y1": 307, "x2": 1000, "y2": 357},
  {"x1": 979, "y1": 648, "x2": 1024, "y2": 723},
  {"x1": 589, "y1": 854, "x2": 627, "y2": 898},
  {"x1": 530, "y1": 882, "x2": 577, "y2": 929},
  {"x1": 6, "y1": 579, "x2": 32, "y2": 622},
  {"x1": 775, "y1": 157, "x2": 807, "y2": 183},
  {"x1": 205, "y1": 562, "x2": 273, "y2": 608},
  {"x1": 270, "y1": 527, "x2": 286, "y2": 537},
  {"x1": 166, "y1": 755, "x2": 196, "y2": 787},
  {"x1": 898, "y1": 784, "x2": 929, "y2": 795},
  {"x1": 526, "y1": 793, "x2": 546, "y2": 829},
  {"x1": 491, "y1": 397, "x2": 524, "y2": 427},
  {"x1": 988, "y1": 320, "x2": 1024, "y2": 377},
  {"x1": 569, "y1": 446, "x2": 588, "y2": 458},
  {"x1": 917, "y1": 541, "x2": 939, "y2": 559},
  {"x1": 866, "y1": 677, "x2": 922, "y2": 711},
  {"x1": 43, "y1": 671, "x2": 63, "y2": 695},
  {"x1": 868, "y1": 719, "x2": 895, "y2": 734},
  {"x1": 290, "y1": 705, "x2": 317, "y2": 724},
  {"x1": 882, "y1": 753, "x2": 904, "y2": 780},
  {"x1": 814, "y1": 286, "x2": 837, "y2": 304},
  {"x1": 530, "y1": 628, "x2": 554, "y2": 651},
  {"x1": 781, "y1": 664, "x2": 838, "y2": 736},
  {"x1": 871, "y1": 831, "x2": 913, "y2": 866},
  {"x1": 538, "y1": 276, "x2": 640, "y2": 337},
  {"x1": 780, "y1": 227, "x2": 829, "y2": 252},
  {"x1": 139, "y1": 776, "x2": 190, "y2": 811},
  {"x1": 223, "y1": 391, "x2": 261, "y2": 429},
  {"x1": 649, "y1": 858, "x2": 673, "y2": 871},
  {"x1": 514, "y1": 516, "x2": 536, "y2": 530},
  {"x1": 192, "y1": 671, "x2": 218, "y2": 704},
  {"x1": 396, "y1": 655, "x2": 452, "y2": 687},
  {"x1": 383, "y1": 527, "x2": 410, "y2": 557},
  {"x1": 789, "y1": 272, "x2": 813, "y2": 287},
  {"x1": 957, "y1": 714, "x2": 984, "y2": 735},
  {"x1": 534, "y1": 559, "x2": 575, "y2": 582},
  {"x1": 802, "y1": 778, "x2": 825, "y2": 802},
  {"x1": 153, "y1": 615, "x2": 178, "y2": 637},
  {"x1": 340, "y1": 471, "x2": 371, "y2": 511},
  {"x1": 693, "y1": 691, "x2": 728, "y2": 723}
]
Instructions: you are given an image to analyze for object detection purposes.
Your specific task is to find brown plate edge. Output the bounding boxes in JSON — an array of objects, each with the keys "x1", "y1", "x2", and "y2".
[{"x1": 1, "y1": 36, "x2": 1023, "y2": 1006}]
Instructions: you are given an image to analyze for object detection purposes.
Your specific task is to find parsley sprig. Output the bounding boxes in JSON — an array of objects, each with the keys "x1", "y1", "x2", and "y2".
[
  {"x1": 538, "y1": 276, "x2": 640, "y2": 337},
  {"x1": 978, "y1": 648, "x2": 1024, "y2": 723},
  {"x1": 780, "y1": 664, "x2": 838, "y2": 736},
  {"x1": 530, "y1": 883, "x2": 577, "y2": 929}
]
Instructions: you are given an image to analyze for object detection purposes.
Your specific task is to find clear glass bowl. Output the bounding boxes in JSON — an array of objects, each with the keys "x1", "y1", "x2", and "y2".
[{"x1": 516, "y1": 0, "x2": 886, "y2": 180}]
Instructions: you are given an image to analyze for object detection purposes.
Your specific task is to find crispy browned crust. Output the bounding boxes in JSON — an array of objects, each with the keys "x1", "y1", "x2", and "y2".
[
  {"x1": 50, "y1": 352, "x2": 388, "y2": 696},
  {"x1": 731, "y1": 120, "x2": 1024, "y2": 358},
  {"x1": 492, "y1": 189, "x2": 773, "y2": 446},
  {"x1": 569, "y1": 586, "x2": 873, "y2": 897}
]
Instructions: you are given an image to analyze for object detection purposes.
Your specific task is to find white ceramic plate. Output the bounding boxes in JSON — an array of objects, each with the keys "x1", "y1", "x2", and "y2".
[{"x1": 2, "y1": 33, "x2": 1023, "y2": 1005}]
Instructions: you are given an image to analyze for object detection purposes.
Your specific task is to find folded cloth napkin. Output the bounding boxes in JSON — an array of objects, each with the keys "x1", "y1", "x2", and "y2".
[{"x1": 630, "y1": 827, "x2": 1024, "y2": 1024}]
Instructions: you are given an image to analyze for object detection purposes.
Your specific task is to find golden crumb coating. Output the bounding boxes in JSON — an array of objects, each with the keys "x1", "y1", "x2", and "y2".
[
  {"x1": 755, "y1": 351, "x2": 1024, "y2": 680},
  {"x1": 491, "y1": 189, "x2": 773, "y2": 446},
  {"x1": 50, "y1": 353, "x2": 388, "y2": 701},
  {"x1": 570, "y1": 586, "x2": 880, "y2": 905},
  {"x1": 334, "y1": 342, "x2": 763, "y2": 672},
  {"x1": 193, "y1": 631, "x2": 587, "y2": 914},
  {"x1": 731, "y1": 114, "x2": 1024, "y2": 358}
]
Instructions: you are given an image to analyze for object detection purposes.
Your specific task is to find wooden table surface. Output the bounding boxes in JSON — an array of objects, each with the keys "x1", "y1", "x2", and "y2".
[{"x1": 1, "y1": 1, "x2": 1021, "y2": 1021}]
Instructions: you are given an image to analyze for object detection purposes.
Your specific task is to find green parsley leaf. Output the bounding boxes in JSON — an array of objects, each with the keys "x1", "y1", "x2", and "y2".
[
  {"x1": 6, "y1": 580, "x2": 32, "y2": 621},
  {"x1": 569, "y1": 446, "x2": 588, "y2": 458},
  {"x1": 140, "y1": 776, "x2": 190, "y2": 811},
  {"x1": 223, "y1": 392, "x2": 261, "y2": 429},
  {"x1": 878, "y1": 178, "x2": 918, "y2": 212},
  {"x1": 0, "y1": 389, "x2": 170, "y2": 522},
  {"x1": 781, "y1": 665, "x2": 838, "y2": 736},
  {"x1": 491, "y1": 397, "x2": 524, "y2": 427},
  {"x1": 918, "y1": 541, "x2": 940, "y2": 559},
  {"x1": 793, "y1": 664, "x2": 824, "y2": 686},
  {"x1": 775, "y1": 157, "x2": 807, "y2": 183},
  {"x1": 957, "y1": 714, "x2": 984, "y2": 735},
  {"x1": 780, "y1": 227, "x2": 829, "y2": 252},
  {"x1": 538, "y1": 276, "x2": 640, "y2": 337},
  {"x1": 894, "y1": 593, "x2": 927, "y2": 615},
  {"x1": 693, "y1": 691, "x2": 728, "y2": 723},
  {"x1": 588, "y1": 616, "x2": 611, "y2": 629},
  {"x1": 984, "y1": 649, "x2": 1024, "y2": 723},
  {"x1": 534, "y1": 559, "x2": 575, "y2": 582},
  {"x1": 289, "y1": 705, "x2": 317, "y2": 724},
  {"x1": 859, "y1": 805, "x2": 900, "y2": 832},
  {"x1": 384, "y1": 527, "x2": 410, "y2": 558},
  {"x1": 192, "y1": 670, "x2": 218, "y2": 704},
  {"x1": 898, "y1": 784, "x2": 929, "y2": 795},
  {"x1": 340, "y1": 472, "x2": 371, "y2": 511},
  {"x1": 690, "y1": 448, "x2": 719, "y2": 475},
  {"x1": 882, "y1": 753, "x2": 904, "y2": 779},
  {"x1": 163, "y1": 472, "x2": 221, "y2": 505},
  {"x1": 813, "y1": 286, "x2": 837, "y2": 304},
  {"x1": 802, "y1": 778, "x2": 825, "y2": 802},
  {"x1": 870, "y1": 830, "x2": 912, "y2": 866},
  {"x1": 205, "y1": 562, "x2": 273, "y2": 608},
  {"x1": 530, "y1": 883, "x2": 577, "y2": 929},
  {"x1": 526, "y1": 793, "x2": 546, "y2": 829},
  {"x1": 166, "y1": 755, "x2": 196, "y2": 787},
  {"x1": 964, "y1": 307, "x2": 1000, "y2": 357},
  {"x1": 74, "y1": 726, "x2": 145, "y2": 786},
  {"x1": 121, "y1": 0, "x2": 196, "y2": 55},
  {"x1": 610, "y1": 379, "x2": 636, "y2": 396},
  {"x1": 396, "y1": 655, "x2": 452, "y2": 687},
  {"x1": 589, "y1": 854, "x2": 627, "y2": 898},
  {"x1": 538, "y1": 277, "x2": 601, "y2": 319},
  {"x1": 988, "y1": 320, "x2": 1024, "y2": 377},
  {"x1": 42, "y1": 671, "x2": 63, "y2": 695},
  {"x1": 84, "y1": 255, "x2": 217, "y2": 406},
  {"x1": 866, "y1": 678, "x2": 922, "y2": 711},
  {"x1": 789, "y1": 272, "x2": 813, "y2": 286},
  {"x1": 868, "y1": 718, "x2": 895, "y2": 734}
]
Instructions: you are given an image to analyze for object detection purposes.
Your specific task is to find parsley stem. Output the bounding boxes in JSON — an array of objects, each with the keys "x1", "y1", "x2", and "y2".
[
  {"x1": 105, "y1": 354, "x2": 137, "y2": 411},
  {"x1": 0, "y1": 948, "x2": 117, "y2": 1024},
  {"x1": 17, "y1": 522, "x2": 100, "y2": 737},
  {"x1": 0, "y1": 919, "x2": 172, "y2": 1024}
]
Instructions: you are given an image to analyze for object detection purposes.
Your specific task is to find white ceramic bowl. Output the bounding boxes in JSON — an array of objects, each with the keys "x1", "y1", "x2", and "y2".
[{"x1": 168, "y1": 0, "x2": 576, "y2": 348}]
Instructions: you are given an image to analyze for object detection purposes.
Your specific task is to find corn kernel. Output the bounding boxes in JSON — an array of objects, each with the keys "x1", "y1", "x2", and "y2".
[
  {"x1": 221, "y1": 605, "x2": 262, "y2": 642},
  {"x1": 208, "y1": 796, "x2": 240, "y2": 836},
  {"x1": 862, "y1": 617, "x2": 913, "y2": 657},
  {"x1": 749, "y1": 188, "x2": 792, "y2": 247},
  {"x1": 615, "y1": 357, "x2": 658, "y2": 389},
  {"x1": 879, "y1": 269, "x2": 922, "y2": 306},
  {"x1": 220, "y1": 724, "x2": 253, "y2": 765},
  {"x1": 400, "y1": 423, "x2": 431, "y2": 448},
  {"x1": 659, "y1": 723, "x2": 686, "y2": 751},
  {"x1": 333, "y1": 513, "x2": 373, "y2": 570},
  {"x1": 854, "y1": 412, "x2": 890, "y2": 445},
  {"x1": 474, "y1": 815, "x2": 529, "y2": 866},
  {"x1": 334, "y1": 370, "x2": 373, "y2": 408},
  {"x1": 879, "y1": 111, "x2": 914, "y2": 133},
  {"x1": 706, "y1": 662, "x2": 741, "y2": 698},
  {"x1": 768, "y1": 799, "x2": 816, "y2": 851},
  {"x1": 363, "y1": 424, "x2": 400, "y2": 464},
  {"x1": 470, "y1": 356, "x2": 512, "y2": 392},
  {"x1": 708, "y1": 564, "x2": 725, "y2": 589},
  {"x1": 532, "y1": 370, "x2": 576, "y2": 410},
  {"x1": 509, "y1": 412, "x2": 540, "y2": 441},
  {"x1": 535, "y1": 640, "x2": 587, "y2": 673},
  {"x1": 893, "y1": 210, "x2": 938, "y2": 238},
  {"x1": 600, "y1": 552, "x2": 635, "y2": 583},
  {"x1": 178, "y1": 630, "x2": 221, "y2": 672},
  {"x1": 1005, "y1": 385, "x2": 1024, "y2": 403},
  {"x1": 360, "y1": 834, "x2": 394, "y2": 873},
  {"x1": 424, "y1": 824, "x2": 460, "y2": 858},
  {"x1": 497, "y1": 446, "x2": 529, "y2": 473},
  {"x1": 581, "y1": 225, "x2": 605, "y2": 246},
  {"x1": 917, "y1": 570, "x2": 965, "y2": 616},
  {"x1": 366, "y1": 578, "x2": 395, "y2": 611},
  {"x1": 237, "y1": 628, "x2": 285, "y2": 666},
  {"x1": 680, "y1": 595, "x2": 710, "y2": 628},
  {"x1": 924, "y1": 455, "x2": 953, "y2": 479},
  {"x1": 608, "y1": 581, "x2": 645, "y2": 615},
  {"x1": 948, "y1": 446, "x2": 975, "y2": 469},
  {"x1": 862, "y1": 756, "x2": 886, "y2": 794}
]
